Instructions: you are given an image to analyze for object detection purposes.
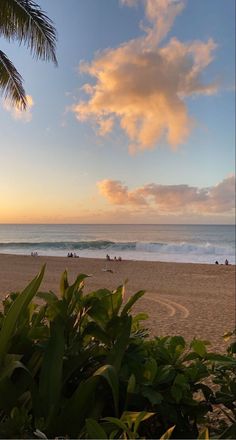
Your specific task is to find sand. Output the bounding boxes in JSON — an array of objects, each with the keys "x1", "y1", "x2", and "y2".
[{"x1": 0, "y1": 253, "x2": 235, "y2": 352}]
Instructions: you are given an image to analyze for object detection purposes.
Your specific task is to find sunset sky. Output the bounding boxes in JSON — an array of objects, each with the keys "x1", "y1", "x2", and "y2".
[{"x1": 0, "y1": 0, "x2": 235, "y2": 224}]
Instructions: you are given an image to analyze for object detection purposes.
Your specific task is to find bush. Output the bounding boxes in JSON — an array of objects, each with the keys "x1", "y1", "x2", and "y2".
[{"x1": 0, "y1": 267, "x2": 235, "y2": 439}]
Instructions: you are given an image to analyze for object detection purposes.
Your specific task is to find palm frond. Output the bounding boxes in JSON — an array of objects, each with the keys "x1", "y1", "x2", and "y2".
[
  {"x1": 0, "y1": 0, "x2": 57, "y2": 65},
  {"x1": 0, "y1": 50, "x2": 26, "y2": 109}
]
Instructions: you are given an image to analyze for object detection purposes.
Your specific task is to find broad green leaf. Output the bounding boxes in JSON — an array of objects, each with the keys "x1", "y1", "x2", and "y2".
[
  {"x1": 45, "y1": 298, "x2": 67, "y2": 321},
  {"x1": 155, "y1": 365, "x2": 175, "y2": 385},
  {"x1": 190, "y1": 339, "x2": 207, "y2": 357},
  {"x1": 121, "y1": 290, "x2": 145, "y2": 316},
  {"x1": 110, "y1": 429, "x2": 120, "y2": 439},
  {"x1": 27, "y1": 351, "x2": 43, "y2": 378},
  {"x1": 103, "y1": 417, "x2": 128, "y2": 432},
  {"x1": 160, "y1": 425, "x2": 175, "y2": 439},
  {"x1": 37, "y1": 291, "x2": 58, "y2": 304},
  {"x1": 133, "y1": 411, "x2": 155, "y2": 433},
  {"x1": 83, "y1": 322, "x2": 111, "y2": 345},
  {"x1": 31, "y1": 304, "x2": 47, "y2": 328},
  {"x1": 107, "y1": 315, "x2": 132, "y2": 372},
  {"x1": 38, "y1": 318, "x2": 65, "y2": 425},
  {"x1": 86, "y1": 299, "x2": 110, "y2": 328},
  {"x1": 127, "y1": 374, "x2": 136, "y2": 394},
  {"x1": 206, "y1": 353, "x2": 236, "y2": 363},
  {"x1": 87, "y1": 288, "x2": 112, "y2": 300},
  {"x1": 171, "y1": 384, "x2": 183, "y2": 403},
  {"x1": 110, "y1": 286, "x2": 123, "y2": 317},
  {"x1": 0, "y1": 265, "x2": 45, "y2": 364},
  {"x1": 65, "y1": 273, "x2": 89, "y2": 306},
  {"x1": 174, "y1": 373, "x2": 188, "y2": 387},
  {"x1": 0, "y1": 354, "x2": 28, "y2": 381},
  {"x1": 142, "y1": 387, "x2": 163, "y2": 405},
  {"x1": 94, "y1": 365, "x2": 119, "y2": 417},
  {"x1": 62, "y1": 352, "x2": 92, "y2": 386},
  {"x1": 60, "y1": 376, "x2": 99, "y2": 437},
  {"x1": 143, "y1": 357, "x2": 157, "y2": 384},
  {"x1": 86, "y1": 418, "x2": 107, "y2": 439},
  {"x1": 121, "y1": 411, "x2": 155, "y2": 424},
  {"x1": 132, "y1": 312, "x2": 149, "y2": 322},
  {"x1": 183, "y1": 352, "x2": 201, "y2": 362},
  {"x1": 60, "y1": 270, "x2": 69, "y2": 297},
  {"x1": 28, "y1": 325, "x2": 49, "y2": 340}
]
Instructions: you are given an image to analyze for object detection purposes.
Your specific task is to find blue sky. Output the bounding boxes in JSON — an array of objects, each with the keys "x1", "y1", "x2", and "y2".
[{"x1": 0, "y1": 0, "x2": 235, "y2": 223}]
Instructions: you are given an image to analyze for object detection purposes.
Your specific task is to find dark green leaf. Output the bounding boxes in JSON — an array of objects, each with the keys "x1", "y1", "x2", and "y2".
[
  {"x1": 121, "y1": 291, "x2": 145, "y2": 316},
  {"x1": 86, "y1": 418, "x2": 107, "y2": 439},
  {"x1": 0, "y1": 265, "x2": 45, "y2": 364},
  {"x1": 94, "y1": 365, "x2": 119, "y2": 417}
]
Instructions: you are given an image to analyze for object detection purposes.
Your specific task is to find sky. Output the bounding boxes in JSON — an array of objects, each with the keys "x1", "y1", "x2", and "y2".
[{"x1": 0, "y1": 0, "x2": 235, "y2": 224}]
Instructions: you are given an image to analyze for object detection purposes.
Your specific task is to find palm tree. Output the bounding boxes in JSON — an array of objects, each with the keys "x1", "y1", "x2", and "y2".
[{"x1": 0, "y1": 0, "x2": 57, "y2": 109}]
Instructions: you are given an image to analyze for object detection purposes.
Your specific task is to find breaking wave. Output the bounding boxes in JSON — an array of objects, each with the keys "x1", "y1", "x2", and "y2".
[{"x1": 0, "y1": 240, "x2": 234, "y2": 257}]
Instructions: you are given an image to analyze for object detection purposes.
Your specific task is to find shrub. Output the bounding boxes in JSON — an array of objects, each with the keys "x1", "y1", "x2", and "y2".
[{"x1": 0, "y1": 267, "x2": 235, "y2": 439}]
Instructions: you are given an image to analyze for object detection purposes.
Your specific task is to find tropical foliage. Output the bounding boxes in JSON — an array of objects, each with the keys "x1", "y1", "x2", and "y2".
[
  {"x1": 0, "y1": 267, "x2": 235, "y2": 439},
  {"x1": 0, "y1": 0, "x2": 57, "y2": 108}
]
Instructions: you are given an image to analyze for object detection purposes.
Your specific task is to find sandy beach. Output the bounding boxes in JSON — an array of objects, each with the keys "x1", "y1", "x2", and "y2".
[{"x1": 0, "y1": 253, "x2": 235, "y2": 352}]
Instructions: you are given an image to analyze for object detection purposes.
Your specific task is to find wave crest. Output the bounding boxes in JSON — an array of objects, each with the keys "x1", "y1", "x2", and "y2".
[{"x1": 0, "y1": 239, "x2": 234, "y2": 256}]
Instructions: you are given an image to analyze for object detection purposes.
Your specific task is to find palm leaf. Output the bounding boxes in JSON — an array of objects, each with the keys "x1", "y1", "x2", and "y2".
[
  {"x1": 0, "y1": 49, "x2": 26, "y2": 108},
  {"x1": 0, "y1": 0, "x2": 57, "y2": 64}
]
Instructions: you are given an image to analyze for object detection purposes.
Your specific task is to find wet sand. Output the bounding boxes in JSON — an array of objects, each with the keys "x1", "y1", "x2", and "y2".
[{"x1": 0, "y1": 253, "x2": 235, "y2": 352}]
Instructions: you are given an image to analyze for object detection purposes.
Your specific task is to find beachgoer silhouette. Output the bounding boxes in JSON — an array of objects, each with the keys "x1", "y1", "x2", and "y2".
[
  {"x1": 225, "y1": 259, "x2": 229, "y2": 265},
  {"x1": 215, "y1": 260, "x2": 219, "y2": 264}
]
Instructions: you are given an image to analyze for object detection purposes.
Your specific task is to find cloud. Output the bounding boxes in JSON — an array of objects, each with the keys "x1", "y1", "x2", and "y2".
[
  {"x1": 123, "y1": 0, "x2": 186, "y2": 46},
  {"x1": 97, "y1": 179, "x2": 148, "y2": 205},
  {"x1": 97, "y1": 175, "x2": 235, "y2": 215},
  {"x1": 72, "y1": 0, "x2": 218, "y2": 152},
  {"x1": 3, "y1": 95, "x2": 34, "y2": 122}
]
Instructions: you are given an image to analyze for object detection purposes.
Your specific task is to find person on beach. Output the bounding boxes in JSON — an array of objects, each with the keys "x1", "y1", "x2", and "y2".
[
  {"x1": 106, "y1": 254, "x2": 111, "y2": 261},
  {"x1": 225, "y1": 259, "x2": 229, "y2": 265}
]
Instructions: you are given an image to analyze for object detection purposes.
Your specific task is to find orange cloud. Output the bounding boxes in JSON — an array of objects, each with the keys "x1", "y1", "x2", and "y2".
[
  {"x1": 97, "y1": 179, "x2": 148, "y2": 205},
  {"x1": 3, "y1": 95, "x2": 34, "y2": 122},
  {"x1": 72, "y1": 0, "x2": 217, "y2": 152},
  {"x1": 97, "y1": 175, "x2": 235, "y2": 215}
]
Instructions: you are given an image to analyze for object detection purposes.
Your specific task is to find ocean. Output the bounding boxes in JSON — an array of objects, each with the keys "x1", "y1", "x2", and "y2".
[{"x1": 0, "y1": 224, "x2": 234, "y2": 264}]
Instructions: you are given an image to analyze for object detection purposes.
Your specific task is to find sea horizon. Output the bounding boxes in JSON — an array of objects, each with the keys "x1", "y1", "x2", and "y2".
[{"x1": 0, "y1": 223, "x2": 234, "y2": 265}]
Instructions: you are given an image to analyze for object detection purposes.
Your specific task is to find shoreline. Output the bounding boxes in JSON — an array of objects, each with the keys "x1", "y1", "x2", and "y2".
[
  {"x1": 0, "y1": 251, "x2": 234, "y2": 266},
  {"x1": 0, "y1": 253, "x2": 235, "y2": 352}
]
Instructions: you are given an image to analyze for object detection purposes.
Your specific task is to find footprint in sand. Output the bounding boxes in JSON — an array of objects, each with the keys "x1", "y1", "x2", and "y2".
[{"x1": 147, "y1": 293, "x2": 190, "y2": 319}]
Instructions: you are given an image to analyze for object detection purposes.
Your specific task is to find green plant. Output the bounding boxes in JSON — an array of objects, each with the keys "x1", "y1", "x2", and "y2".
[
  {"x1": 207, "y1": 329, "x2": 236, "y2": 439},
  {"x1": 0, "y1": 267, "x2": 146, "y2": 438},
  {"x1": 0, "y1": 267, "x2": 235, "y2": 439},
  {"x1": 85, "y1": 411, "x2": 155, "y2": 439}
]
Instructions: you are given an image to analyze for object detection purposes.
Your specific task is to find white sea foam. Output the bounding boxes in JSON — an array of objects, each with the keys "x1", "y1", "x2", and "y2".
[{"x1": 0, "y1": 224, "x2": 234, "y2": 264}]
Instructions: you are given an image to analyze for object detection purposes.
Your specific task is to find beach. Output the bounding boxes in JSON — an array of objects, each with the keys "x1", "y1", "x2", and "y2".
[{"x1": 0, "y1": 253, "x2": 235, "y2": 352}]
